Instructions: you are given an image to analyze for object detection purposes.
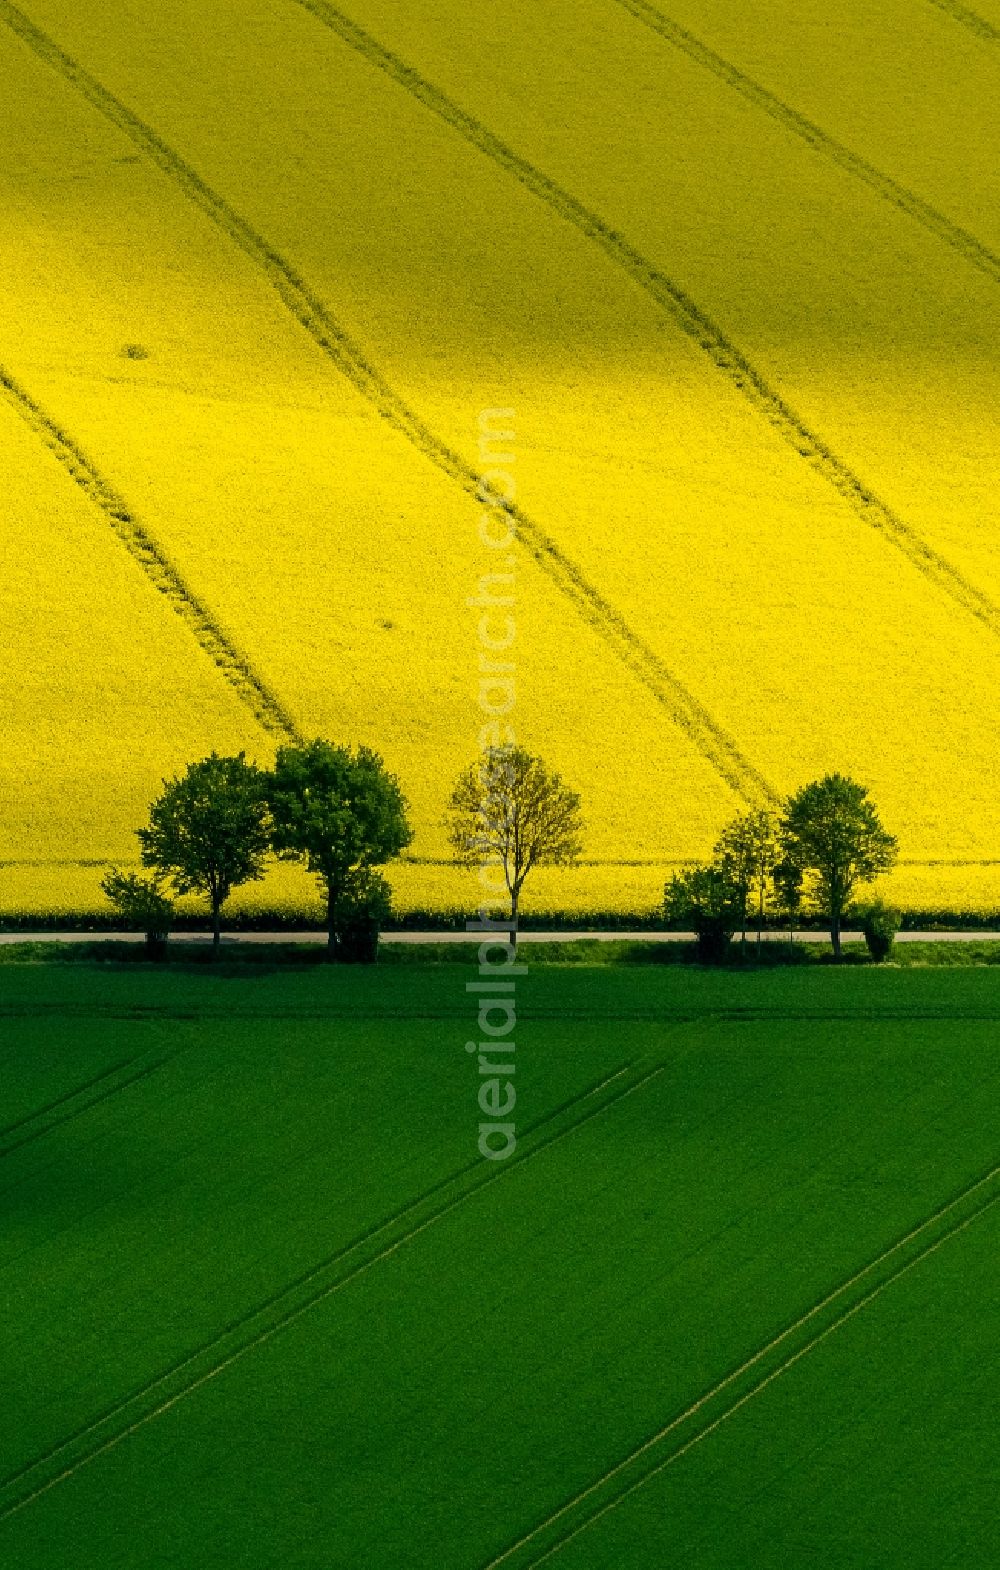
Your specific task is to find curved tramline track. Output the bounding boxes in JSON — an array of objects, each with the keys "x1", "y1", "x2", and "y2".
[
  {"x1": 0, "y1": 365, "x2": 299, "y2": 743},
  {"x1": 283, "y1": 0, "x2": 1000, "y2": 647},
  {"x1": 611, "y1": 0, "x2": 1000, "y2": 287},
  {"x1": 0, "y1": 0, "x2": 774, "y2": 810}
]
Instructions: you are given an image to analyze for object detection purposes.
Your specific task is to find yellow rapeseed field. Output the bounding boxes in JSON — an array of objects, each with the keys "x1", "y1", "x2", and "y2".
[
  {"x1": 0, "y1": 398, "x2": 263, "y2": 866},
  {"x1": 2, "y1": 0, "x2": 999, "y2": 914}
]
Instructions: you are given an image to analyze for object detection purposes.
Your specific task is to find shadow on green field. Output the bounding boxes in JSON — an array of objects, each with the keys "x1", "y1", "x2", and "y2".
[{"x1": 2, "y1": 938, "x2": 1000, "y2": 970}]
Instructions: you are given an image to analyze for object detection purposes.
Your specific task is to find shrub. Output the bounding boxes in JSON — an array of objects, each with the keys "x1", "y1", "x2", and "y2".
[
  {"x1": 858, "y1": 900, "x2": 901, "y2": 962},
  {"x1": 334, "y1": 871, "x2": 392, "y2": 963},
  {"x1": 100, "y1": 871, "x2": 174, "y2": 959},
  {"x1": 663, "y1": 865, "x2": 740, "y2": 964}
]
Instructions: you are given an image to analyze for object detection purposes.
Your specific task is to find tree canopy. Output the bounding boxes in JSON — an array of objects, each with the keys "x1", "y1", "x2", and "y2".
[
  {"x1": 663, "y1": 863, "x2": 743, "y2": 963},
  {"x1": 138, "y1": 752, "x2": 270, "y2": 949},
  {"x1": 781, "y1": 773, "x2": 897, "y2": 955},
  {"x1": 101, "y1": 869, "x2": 175, "y2": 958},
  {"x1": 268, "y1": 739, "x2": 412, "y2": 951},
  {"x1": 715, "y1": 808, "x2": 779, "y2": 947},
  {"x1": 448, "y1": 744, "x2": 583, "y2": 948}
]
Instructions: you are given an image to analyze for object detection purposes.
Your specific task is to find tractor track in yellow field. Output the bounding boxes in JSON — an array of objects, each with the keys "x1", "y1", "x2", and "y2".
[
  {"x1": 0, "y1": 363, "x2": 299, "y2": 742},
  {"x1": 612, "y1": 0, "x2": 1000, "y2": 286},
  {"x1": 0, "y1": 0, "x2": 776, "y2": 808},
  {"x1": 925, "y1": 0, "x2": 1000, "y2": 41},
  {"x1": 288, "y1": 0, "x2": 1000, "y2": 646}
]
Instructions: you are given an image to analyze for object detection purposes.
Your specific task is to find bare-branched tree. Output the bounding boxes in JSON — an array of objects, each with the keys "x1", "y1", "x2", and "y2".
[{"x1": 448, "y1": 745, "x2": 584, "y2": 952}]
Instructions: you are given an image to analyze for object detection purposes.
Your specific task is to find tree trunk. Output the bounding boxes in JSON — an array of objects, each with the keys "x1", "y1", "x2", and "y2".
[
  {"x1": 327, "y1": 882, "x2": 338, "y2": 955},
  {"x1": 756, "y1": 882, "x2": 765, "y2": 951},
  {"x1": 831, "y1": 909, "x2": 842, "y2": 959},
  {"x1": 212, "y1": 892, "x2": 221, "y2": 954},
  {"x1": 510, "y1": 886, "x2": 520, "y2": 960}
]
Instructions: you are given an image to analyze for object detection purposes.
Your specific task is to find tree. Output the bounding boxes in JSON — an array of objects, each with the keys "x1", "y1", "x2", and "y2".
[
  {"x1": 448, "y1": 745, "x2": 583, "y2": 953},
  {"x1": 715, "y1": 809, "x2": 779, "y2": 950},
  {"x1": 714, "y1": 819, "x2": 753, "y2": 949},
  {"x1": 268, "y1": 740, "x2": 412, "y2": 953},
  {"x1": 663, "y1": 864, "x2": 741, "y2": 964},
  {"x1": 138, "y1": 752, "x2": 270, "y2": 951},
  {"x1": 773, "y1": 857, "x2": 805, "y2": 947},
  {"x1": 100, "y1": 870, "x2": 174, "y2": 960},
  {"x1": 781, "y1": 774, "x2": 898, "y2": 958}
]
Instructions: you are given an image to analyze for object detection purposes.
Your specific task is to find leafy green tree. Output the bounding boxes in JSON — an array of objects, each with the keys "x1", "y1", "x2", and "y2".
[
  {"x1": 781, "y1": 774, "x2": 898, "y2": 957},
  {"x1": 100, "y1": 870, "x2": 174, "y2": 959},
  {"x1": 138, "y1": 752, "x2": 270, "y2": 951},
  {"x1": 663, "y1": 863, "x2": 741, "y2": 964},
  {"x1": 716, "y1": 809, "x2": 779, "y2": 950},
  {"x1": 448, "y1": 745, "x2": 583, "y2": 954},
  {"x1": 268, "y1": 740, "x2": 412, "y2": 953},
  {"x1": 773, "y1": 858, "x2": 805, "y2": 946}
]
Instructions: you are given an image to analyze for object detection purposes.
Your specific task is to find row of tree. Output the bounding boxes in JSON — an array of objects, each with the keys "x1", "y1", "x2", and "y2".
[
  {"x1": 104, "y1": 740, "x2": 584, "y2": 956},
  {"x1": 105, "y1": 740, "x2": 412, "y2": 955},
  {"x1": 664, "y1": 774, "x2": 899, "y2": 960},
  {"x1": 104, "y1": 740, "x2": 898, "y2": 961}
]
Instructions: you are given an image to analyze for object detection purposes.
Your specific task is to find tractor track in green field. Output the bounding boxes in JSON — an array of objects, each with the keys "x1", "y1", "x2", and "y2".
[
  {"x1": 481, "y1": 1156, "x2": 1000, "y2": 1568},
  {"x1": 0, "y1": 1, "x2": 772, "y2": 812},
  {"x1": 925, "y1": 0, "x2": 1000, "y2": 41},
  {"x1": 0, "y1": 365, "x2": 299, "y2": 744},
  {"x1": 612, "y1": 0, "x2": 1000, "y2": 288},
  {"x1": 0, "y1": 1056, "x2": 136, "y2": 1141},
  {"x1": 0, "y1": 1059, "x2": 669, "y2": 1521},
  {"x1": 285, "y1": 1, "x2": 1000, "y2": 651},
  {"x1": 619, "y1": 1053, "x2": 1000, "y2": 1413},
  {"x1": 0, "y1": 1051, "x2": 181, "y2": 1159}
]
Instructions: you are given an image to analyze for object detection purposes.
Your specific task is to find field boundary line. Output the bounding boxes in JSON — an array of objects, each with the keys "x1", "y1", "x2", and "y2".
[
  {"x1": 0, "y1": 1, "x2": 771, "y2": 809},
  {"x1": 925, "y1": 0, "x2": 1000, "y2": 40},
  {"x1": 0, "y1": 1060, "x2": 669, "y2": 1516},
  {"x1": 288, "y1": 0, "x2": 1000, "y2": 647},
  {"x1": 0, "y1": 365, "x2": 299, "y2": 742},
  {"x1": 613, "y1": 0, "x2": 1000, "y2": 286},
  {"x1": 480, "y1": 1154, "x2": 1000, "y2": 1568},
  {"x1": 7, "y1": 853, "x2": 1000, "y2": 868},
  {"x1": 4, "y1": 1005, "x2": 1000, "y2": 1026}
]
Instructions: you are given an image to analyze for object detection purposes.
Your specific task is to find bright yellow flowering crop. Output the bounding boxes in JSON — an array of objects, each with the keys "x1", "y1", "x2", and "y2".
[{"x1": 2, "y1": 0, "x2": 999, "y2": 915}]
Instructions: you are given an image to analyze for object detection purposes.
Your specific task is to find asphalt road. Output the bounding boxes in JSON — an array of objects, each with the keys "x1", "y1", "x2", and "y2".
[{"x1": 1, "y1": 931, "x2": 999, "y2": 946}]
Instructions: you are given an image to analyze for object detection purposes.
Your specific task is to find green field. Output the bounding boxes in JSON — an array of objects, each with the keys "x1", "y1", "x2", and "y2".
[{"x1": 1, "y1": 960, "x2": 998, "y2": 1566}]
